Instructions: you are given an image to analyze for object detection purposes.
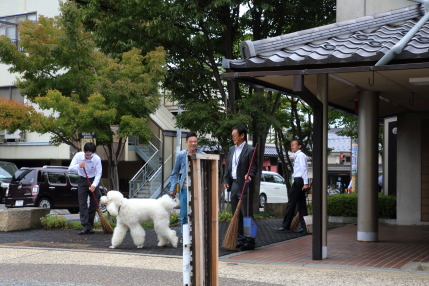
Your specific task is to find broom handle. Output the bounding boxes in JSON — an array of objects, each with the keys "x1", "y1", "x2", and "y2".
[
  {"x1": 83, "y1": 167, "x2": 101, "y2": 209},
  {"x1": 239, "y1": 143, "x2": 258, "y2": 200}
]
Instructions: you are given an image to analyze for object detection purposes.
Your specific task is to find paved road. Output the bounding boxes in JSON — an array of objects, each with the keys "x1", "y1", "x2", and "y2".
[
  {"x1": 2, "y1": 204, "x2": 429, "y2": 285},
  {"x1": 1, "y1": 247, "x2": 429, "y2": 286}
]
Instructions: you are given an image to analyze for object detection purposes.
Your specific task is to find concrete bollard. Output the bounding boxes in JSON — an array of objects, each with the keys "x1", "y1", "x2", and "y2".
[{"x1": 0, "y1": 208, "x2": 50, "y2": 231}]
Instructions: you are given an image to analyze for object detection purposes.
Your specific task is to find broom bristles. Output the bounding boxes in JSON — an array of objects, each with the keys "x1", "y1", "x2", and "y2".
[
  {"x1": 97, "y1": 208, "x2": 114, "y2": 234},
  {"x1": 222, "y1": 200, "x2": 243, "y2": 250},
  {"x1": 290, "y1": 211, "x2": 300, "y2": 231}
]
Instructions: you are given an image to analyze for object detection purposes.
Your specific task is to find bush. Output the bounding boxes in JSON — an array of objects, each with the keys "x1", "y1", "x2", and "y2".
[
  {"x1": 40, "y1": 214, "x2": 67, "y2": 229},
  {"x1": 326, "y1": 193, "x2": 396, "y2": 219},
  {"x1": 40, "y1": 211, "x2": 180, "y2": 230},
  {"x1": 219, "y1": 210, "x2": 233, "y2": 222}
]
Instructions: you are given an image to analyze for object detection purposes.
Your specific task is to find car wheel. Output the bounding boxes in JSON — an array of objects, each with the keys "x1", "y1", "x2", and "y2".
[
  {"x1": 68, "y1": 208, "x2": 79, "y2": 214},
  {"x1": 38, "y1": 198, "x2": 51, "y2": 209},
  {"x1": 259, "y1": 194, "x2": 267, "y2": 208}
]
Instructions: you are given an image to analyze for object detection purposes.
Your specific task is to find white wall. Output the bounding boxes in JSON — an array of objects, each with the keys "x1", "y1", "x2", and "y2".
[
  {"x1": 397, "y1": 112, "x2": 429, "y2": 225},
  {"x1": 0, "y1": 64, "x2": 20, "y2": 86},
  {"x1": 337, "y1": 0, "x2": 417, "y2": 22},
  {"x1": 0, "y1": 0, "x2": 61, "y2": 86},
  {"x1": 0, "y1": 0, "x2": 60, "y2": 18},
  {"x1": 0, "y1": 142, "x2": 70, "y2": 159}
]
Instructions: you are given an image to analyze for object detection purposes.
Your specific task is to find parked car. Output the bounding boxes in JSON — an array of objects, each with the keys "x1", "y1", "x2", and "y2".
[
  {"x1": 0, "y1": 161, "x2": 18, "y2": 204},
  {"x1": 5, "y1": 166, "x2": 107, "y2": 213},
  {"x1": 224, "y1": 171, "x2": 289, "y2": 208}
]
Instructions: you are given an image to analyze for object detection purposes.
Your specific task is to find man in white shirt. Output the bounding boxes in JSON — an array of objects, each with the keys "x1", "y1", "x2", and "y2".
[
  {"x1": 68, "y1": 142, "x2": 102, "y2": 235},
  {"x1": 274, "y1": 139, "x2": 309, "y2": 232}
]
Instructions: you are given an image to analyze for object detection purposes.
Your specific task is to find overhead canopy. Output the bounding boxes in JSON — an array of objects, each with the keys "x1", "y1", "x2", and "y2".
[{"x1": 222, "y1": 4, "x2": 429, "y2": 118}]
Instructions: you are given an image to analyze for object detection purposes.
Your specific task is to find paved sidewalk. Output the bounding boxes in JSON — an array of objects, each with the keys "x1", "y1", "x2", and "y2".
[
  {"x1": 1, "y1": 246, "x2": 429, "y2": 286},
  {"x1": 225, "y1": 224, "x2": 429, "y2": 270},
  {"x1": 1, "y1": 217, "x2": 429, "y2": 285}
]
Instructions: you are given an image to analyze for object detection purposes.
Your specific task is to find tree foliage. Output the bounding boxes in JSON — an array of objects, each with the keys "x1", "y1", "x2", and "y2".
[
  {"x1": 0, "y1": 2, "x2": 167, "y2": 189},
  {"x1": 74, "y1": 0, "x2": 335, "y2": 209}
]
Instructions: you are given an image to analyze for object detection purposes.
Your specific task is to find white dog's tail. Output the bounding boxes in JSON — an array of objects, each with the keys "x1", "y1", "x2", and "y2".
[{"x1": 158, "y1": 194, "x2": 178, "y2": 211}]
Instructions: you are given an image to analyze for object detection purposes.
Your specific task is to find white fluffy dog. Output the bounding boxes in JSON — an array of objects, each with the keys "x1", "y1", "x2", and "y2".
[{"x1": 100, "y1": 191, "x2": 178, "y2": 249}]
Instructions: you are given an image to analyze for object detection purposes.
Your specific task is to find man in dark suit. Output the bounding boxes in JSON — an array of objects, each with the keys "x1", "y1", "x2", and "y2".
[{"x1": 223, "y1": 125, "x2": 257, "y2": 250}]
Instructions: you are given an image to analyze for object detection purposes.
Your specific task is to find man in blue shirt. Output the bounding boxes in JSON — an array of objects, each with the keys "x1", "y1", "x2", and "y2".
[
  {"x1": 170, "y1": 132, "x2": 205, "y2": 232},
  {"x1": 274, "y1": 139, "x2": 309, "y2": 232}
]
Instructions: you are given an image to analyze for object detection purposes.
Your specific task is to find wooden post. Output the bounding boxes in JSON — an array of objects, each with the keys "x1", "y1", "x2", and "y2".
[{"x1": 188, "y1": 153, "x2": 219, "y2": 286}]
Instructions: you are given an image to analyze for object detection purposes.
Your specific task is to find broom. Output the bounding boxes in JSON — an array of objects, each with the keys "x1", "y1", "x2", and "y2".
[
  {"x1": 222, "y1": 144, "x2": 258, "y2": 250},
  {"x1": 83, "y1": 167, "x2": 114, "y2": 234}
]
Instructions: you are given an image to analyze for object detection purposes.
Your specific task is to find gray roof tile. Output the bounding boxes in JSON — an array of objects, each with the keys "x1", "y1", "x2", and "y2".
[{"x1": 226, "y1": 4, "x2": 428, "y2": 69}]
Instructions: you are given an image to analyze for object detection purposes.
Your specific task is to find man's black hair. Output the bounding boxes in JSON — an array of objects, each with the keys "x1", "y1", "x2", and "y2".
[
  {"x1": 232, "y1": 125, "x2": 247, "y2": 141},
  {"x1": 186, "y1": 132, "x2": 198, "y2": 141},
  {"x1": 292, "y1": 139, "x2": 304, "y2": 147},
  {"x1": 83, "y1": 142, "x2": 96, "y2": 153}
]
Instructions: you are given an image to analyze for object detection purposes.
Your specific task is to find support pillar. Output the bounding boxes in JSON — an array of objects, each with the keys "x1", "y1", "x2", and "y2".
[
  {"x1": 357, "y1": 90, "x2": 379, "y2": 242},
  {"x1": 317, "y1": 74, "x2": 328, "y2": 258}
]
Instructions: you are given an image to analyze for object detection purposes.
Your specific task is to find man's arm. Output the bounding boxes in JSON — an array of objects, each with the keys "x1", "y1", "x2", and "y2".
[
  {"x1": 169, "y1": 152, "x2": 183, "y2": 193},
  {"x1": 300, "y1": 153, "x2": 309, "y2": 188},
  {"x1": 68, "y1": 153, "x2": 80, "y2": 173},
  {"x1": 92, "y1": 156, "x2": 102, "y2": 188},
  {"x1": 223, "y1": 148, "x2": 232, "y2": 188}
]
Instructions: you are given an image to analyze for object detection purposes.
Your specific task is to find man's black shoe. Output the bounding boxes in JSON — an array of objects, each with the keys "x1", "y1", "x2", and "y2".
[
  {"x1": 78, "y1": 228, "x2": 94, "y2": 235},
  {"x1": 274, "y1": 226, "x2": 289, "y2": 232},
  {"x1": 293, "y1": 227, "x2": 307, "y2": 234},
  {"x1": 78, "y1": 229, "x2": 88, "y2": 235}
]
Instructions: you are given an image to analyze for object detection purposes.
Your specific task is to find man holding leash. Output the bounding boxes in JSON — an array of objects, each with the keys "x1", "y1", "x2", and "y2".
[
  {"x1": 68, "y1": 142, "x2": 102, "y2": 235},
  {"x1": 223, "y1": 125, "x2": 257, "y2": 251}
]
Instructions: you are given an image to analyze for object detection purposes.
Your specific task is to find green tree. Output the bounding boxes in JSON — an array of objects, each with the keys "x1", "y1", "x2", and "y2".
[
  {"x1": 273, "y1": 95, "x2": 313, "y2": 192},
  {"x1": 75, "y1": 0, "x2": 335, "y2": 208},
  {"x1": 0, "y1": 2, "x2": 167, "y2": 190}
]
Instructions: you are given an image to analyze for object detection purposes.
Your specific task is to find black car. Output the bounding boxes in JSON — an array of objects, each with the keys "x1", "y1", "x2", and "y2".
[
  {"x1": 5, "y1": 166, "x2": 82, "y2": 213},
  {"x1": 0, "y1": 161, "x2": 18, "y2": 204}
]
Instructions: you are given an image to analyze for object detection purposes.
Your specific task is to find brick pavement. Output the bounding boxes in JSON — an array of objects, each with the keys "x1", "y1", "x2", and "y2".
[
  {"x1": 1, "y1": 216, "x2": 428, "y2": 271},
  {"x1": 226, "y1": 224, "x2": 429, "y2": 270}
]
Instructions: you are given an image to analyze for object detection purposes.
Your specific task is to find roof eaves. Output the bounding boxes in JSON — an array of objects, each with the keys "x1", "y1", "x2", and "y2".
[{"x1": 240, "y1": 5, "x2": 423, "y2": 59}]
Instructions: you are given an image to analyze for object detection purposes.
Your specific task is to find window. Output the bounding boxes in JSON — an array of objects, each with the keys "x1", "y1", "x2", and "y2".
[
  {"x1": 68, "y1": 172, "x2": 79, "y2": 185},
  {"x1": 48, "y1": 172, "x2": 67, "y2": 185},
  {"x1": 0, "y1": 12, "x2": 37, "y2": 50},
  {"x1": 19, "y1": 170, "x2": 36, "y2": 184},
  {"x1": 264, "y1": 174, "x2": 275, "y2": 183},
  {"x1": 273, "y1": 175, "x2": 284, "y2": 184}
]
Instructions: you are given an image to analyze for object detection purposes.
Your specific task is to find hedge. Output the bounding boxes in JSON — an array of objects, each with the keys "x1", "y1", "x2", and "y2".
[{"x1": 325, "y1": 193, "x2": 396, "y2": 219}]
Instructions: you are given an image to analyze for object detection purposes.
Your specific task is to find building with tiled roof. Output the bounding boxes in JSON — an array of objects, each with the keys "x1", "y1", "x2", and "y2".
[{"x1": 223, "y1": 0, "x2": 429, "y2": 259}]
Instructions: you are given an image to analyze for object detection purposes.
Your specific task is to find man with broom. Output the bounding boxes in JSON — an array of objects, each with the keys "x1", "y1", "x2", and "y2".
[
  {"x1": 68, "y1": 142, "x2": 103, "y2": 235},
  {"x1": 274, "y1": 139, "x2": 309, "y2": 233},
  {"x1": 223, "y1": 125, "x2": 257, "y2": 251}
]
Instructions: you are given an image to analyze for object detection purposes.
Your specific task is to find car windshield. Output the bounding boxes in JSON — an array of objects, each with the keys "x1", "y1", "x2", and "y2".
[
  {"x1": 0, "y1": 167, "x2": 13, "y2": 179},
  {"x1": 0, "y1": 163, "x2": 18, "y2": 179},
  {"x1": 18, "y1": 170, "x2": 36, "y2": 184}
]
